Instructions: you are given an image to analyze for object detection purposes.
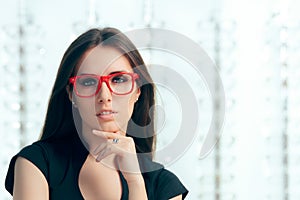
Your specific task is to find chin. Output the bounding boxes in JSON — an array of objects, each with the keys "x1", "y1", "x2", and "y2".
[
  {"x1": 98, "y1": 122, "x2": 120, "y2": 133},
  {"x1": 98, "y1": 121, "x2": 127, "y2": 132}
]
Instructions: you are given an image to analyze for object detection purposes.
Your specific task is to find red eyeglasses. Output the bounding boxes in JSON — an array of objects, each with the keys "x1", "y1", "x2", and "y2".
[{"x1": 69, "y1": 72, "x2": 139, "y2": 97}]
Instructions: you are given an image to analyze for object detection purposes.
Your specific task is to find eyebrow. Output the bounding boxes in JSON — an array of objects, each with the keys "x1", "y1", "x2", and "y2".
[
  {"x1": 78, "y1": 70, "x2": 130, "y2": 76},
  {"x1": 108, "y1": 70, "x2": 128, "y2": 75}
]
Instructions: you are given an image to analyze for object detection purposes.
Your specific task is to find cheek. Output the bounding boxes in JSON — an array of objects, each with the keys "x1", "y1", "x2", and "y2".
[
  {"x1": 127, "y1": 98, "x2": 136, "y2": 116},
  {"x1": 76, "y1": 99, "x2": 97, "y2": 119},
  {"x1": 113, "y1": 96, "x2": 136, "y2": 117}
]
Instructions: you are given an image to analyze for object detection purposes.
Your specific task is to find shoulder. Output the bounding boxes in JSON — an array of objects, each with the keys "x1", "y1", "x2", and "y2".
[
  {"x1": 15, "y1": 140, "x2": 71, "y2": 160},
  {"x1": 11, "y1": 141, "x2": 52, "y2": 178},
  {"x1": 5, "y1": 140, "x2": 73, "y2": 195},
  {"x1": 5, "y1": 142, "x2": 47, "y2": 195},
  {"x1": 15, "y1": 140, "x2": 72, "y2": 172},
  {"x1": 142, "y1": 161, "x2": 188, "y2": 199},
  {"x1": 13, "y1": 156, "x2": 49, "y2": 199}
]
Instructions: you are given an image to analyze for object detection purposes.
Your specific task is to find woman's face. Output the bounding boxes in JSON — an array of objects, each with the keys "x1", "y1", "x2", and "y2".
[{"x1": 70, "y1": 46, "x2": 140, "y2": 136}]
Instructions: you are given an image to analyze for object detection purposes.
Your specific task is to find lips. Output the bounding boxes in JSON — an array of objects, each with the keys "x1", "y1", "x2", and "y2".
[
  {"x1": 96, "y1": 110, "x2": 117, "y2": 120},
  {"x1": 97, "y1": 110, "x2": 117, "y2": 116}
]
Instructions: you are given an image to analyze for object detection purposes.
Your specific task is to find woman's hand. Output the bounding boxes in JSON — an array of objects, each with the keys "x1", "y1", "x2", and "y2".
[{"x1": 91, "y1": 130, "x2": 142, "y2": 183}]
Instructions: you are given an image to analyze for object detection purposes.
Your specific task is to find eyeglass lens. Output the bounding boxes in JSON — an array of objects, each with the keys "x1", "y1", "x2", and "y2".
[{"x1": 75, "y1": 73, "x2": 133, "y2": 96}]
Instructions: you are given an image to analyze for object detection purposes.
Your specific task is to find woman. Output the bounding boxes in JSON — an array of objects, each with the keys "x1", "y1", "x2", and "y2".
[{"x1": 5, "y1": 27, "x2": 188, "y2": 199}]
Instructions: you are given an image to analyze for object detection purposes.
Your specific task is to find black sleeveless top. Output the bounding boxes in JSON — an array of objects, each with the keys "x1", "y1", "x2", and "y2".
[{"x1": 5, "y1": 137, "x2": 188, "y2": 199}]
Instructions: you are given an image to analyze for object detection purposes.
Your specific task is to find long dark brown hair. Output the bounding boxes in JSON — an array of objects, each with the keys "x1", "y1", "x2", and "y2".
[{"x1": 40, "y1": 28, "x2": 156, "y2": 157}]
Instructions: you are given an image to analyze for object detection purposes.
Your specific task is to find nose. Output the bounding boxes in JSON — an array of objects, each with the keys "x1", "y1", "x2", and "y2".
[{"x1": 96, "y1": 81, "x2": 112, "y2": 103}]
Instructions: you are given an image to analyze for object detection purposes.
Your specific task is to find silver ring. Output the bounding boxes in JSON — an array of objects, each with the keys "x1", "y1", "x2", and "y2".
[{"x1": 112, "y1": 138, "x2": 119, "y2": 144}]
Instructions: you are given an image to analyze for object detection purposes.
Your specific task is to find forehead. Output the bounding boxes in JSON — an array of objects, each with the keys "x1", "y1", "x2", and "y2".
[{"x1": 77, "y1": 46, "x2": 133, "y2": 75}]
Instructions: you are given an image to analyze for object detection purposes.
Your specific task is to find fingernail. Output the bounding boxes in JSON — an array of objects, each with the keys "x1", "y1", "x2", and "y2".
[
  {"x1": 96, "y1": 151, "x2": 104, "y2": 162},
  {"x1": 93, "y1": 143, "x2": 104, "y2": 154},
  {"x1": 93, "y1": 148, "x2": 98, "y2": 155},
  {"x1": 95, "y1": 154, "x2": 101, "y2": 162}
]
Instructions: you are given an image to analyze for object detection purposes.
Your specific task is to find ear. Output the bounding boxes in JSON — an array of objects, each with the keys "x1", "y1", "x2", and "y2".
[
  {"x1": 66, "y1": 85, "x2": 78, "y2": 107},
  {"x1": 66, "y1": 85, "x2": 73, "y2": 102},
  {"x1": 135, "y1": 87, "x2": 141, "y2": 102}
]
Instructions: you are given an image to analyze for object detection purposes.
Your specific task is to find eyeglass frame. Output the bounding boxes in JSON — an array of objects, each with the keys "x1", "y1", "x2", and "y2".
[{"x1": 69, "y1": 72, "x2": 140, "y2": 98}]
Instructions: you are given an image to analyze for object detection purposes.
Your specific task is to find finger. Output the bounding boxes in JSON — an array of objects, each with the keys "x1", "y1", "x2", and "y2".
[
  {"x1": 92, "y1": 129, "x2": 121, "y2": 139},
  {"x1": 111, "y1": 138, "x2": 121, "y2": 144},
  {"x1": 92, "y1": 130, "x2": 108, "y2": 139},
  {"x1": 93, "y1": 142, "x2": 107, "y2": 155},
  {"x1": 108, "y1": 138, "x2": 135, "y2": 155},
  {"x1": 95, "y1": 146, "x2": 114, "y2": 162}
]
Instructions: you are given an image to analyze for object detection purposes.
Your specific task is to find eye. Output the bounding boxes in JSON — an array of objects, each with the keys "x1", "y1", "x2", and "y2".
[
  {"x1": 111, "y1": 74, "x2": 130, "y2": 83},
  {"x1": 77, "y1": 76, "x2": 98, "y2": 86}
]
